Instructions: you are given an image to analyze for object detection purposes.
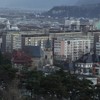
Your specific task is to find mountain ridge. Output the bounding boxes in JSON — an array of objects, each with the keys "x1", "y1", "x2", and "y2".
[
  {"x1": 43, "y1": 3, "x2": 100, "y2": 18},
  {"x1": 77, "y1": 0, "x2": 100, "y2": 5}
]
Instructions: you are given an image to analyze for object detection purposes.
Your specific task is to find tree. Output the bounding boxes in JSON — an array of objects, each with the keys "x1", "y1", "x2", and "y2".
[
  {"x1": 0, "y1": 51, "x2": 17, "y2": 100},
  {"x1": 0, "y1": 52, "x2": 16, "y2": 87},
  {"x1": 40, "y1": 74, "x2": 67, "y2": 99},
  {"x1": 94, "y1": 85, "x2": 100, "y2": 100},
  {"x1": 19, "y1": 69, "x2": 96, "y2": 100},
  {"x1": 19, "y1": 70, "x2": 44, "y2": 99}
]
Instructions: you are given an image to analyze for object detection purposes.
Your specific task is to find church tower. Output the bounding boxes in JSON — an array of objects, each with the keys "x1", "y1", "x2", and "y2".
[{"x1": 44, "y1": 38, "x2": 53, "y2": 65}]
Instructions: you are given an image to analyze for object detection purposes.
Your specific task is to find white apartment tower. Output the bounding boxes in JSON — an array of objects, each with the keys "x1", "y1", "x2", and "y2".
[{"x1": 54, "y1": 37, "x2": 91, "y2": 61}]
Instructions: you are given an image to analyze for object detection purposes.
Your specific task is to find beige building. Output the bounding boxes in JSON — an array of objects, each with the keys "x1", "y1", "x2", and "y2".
[{"x1": 22, "y1": 34, "x2": 52, "y2": 50}]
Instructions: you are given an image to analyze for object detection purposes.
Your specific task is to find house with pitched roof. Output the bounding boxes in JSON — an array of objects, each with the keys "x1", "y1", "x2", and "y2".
[
  {"x1": 12, "y1": 50, "x2": 32, "y2": 70},
  {"x1": 75, "y1": 52, "x2": 100, "y2": 76}
]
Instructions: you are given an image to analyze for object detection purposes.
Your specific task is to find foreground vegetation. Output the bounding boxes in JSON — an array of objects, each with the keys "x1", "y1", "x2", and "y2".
[
  {"x1": 0, "y1": 52, "x2": 100, "y2": 100},
  {"x1": 19, "y1": 69, "x2": 100, "y2": 100}
]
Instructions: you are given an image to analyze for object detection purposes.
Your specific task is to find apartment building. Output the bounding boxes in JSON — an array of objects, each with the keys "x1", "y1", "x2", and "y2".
[
  {"x1": 54, "y1": 37, "x2": 91, "y2": 61},
  {"x1": 2, "y1": 31, "x2": 21, "y2": 52},
  {"x1": 22, "y1": 34, "x2": 52, "y2": 50},
  {"x1": 96, "y1": 42, "x2": 100, "y2": 55}
]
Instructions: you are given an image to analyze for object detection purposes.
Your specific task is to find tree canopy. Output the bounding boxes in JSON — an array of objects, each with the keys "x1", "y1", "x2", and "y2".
[{"x1": 19, "y1": 69, "x2": 100, "y2": 100}]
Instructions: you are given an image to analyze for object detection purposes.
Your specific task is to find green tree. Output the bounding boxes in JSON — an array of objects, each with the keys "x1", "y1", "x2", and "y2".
[
  {"x1": 40, "y1": 74, "x2": 67, "y2": 100},
  {"x1": 19, "y1": 69, "x2": 95, "y2": 100},
  {"x1": 94, "y1": 85, "x2": 100, "y2": 100},
  {"x1": 0, "y1": 51, "x2": 17, "y2": 99},
  {"x1": 19, "y1": 70, "x2": 44, "y2": 99},
  {"x1": 0, "y1": 52, "x2": 16, "y2": 87}
]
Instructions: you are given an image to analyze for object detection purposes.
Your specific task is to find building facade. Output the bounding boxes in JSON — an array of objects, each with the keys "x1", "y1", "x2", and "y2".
[
  {"x1": 3, "y1": 31, "x2": 22, "y2": 52},
  {"x1": 22, "y1": 34, "x2": 51, "y2": 50},
  {"x1": 96, "y1": 42, "x2": 100, "y2": 55},
  {"x1": 54, "y1": 37, "x2": 91, "y2": 61}
]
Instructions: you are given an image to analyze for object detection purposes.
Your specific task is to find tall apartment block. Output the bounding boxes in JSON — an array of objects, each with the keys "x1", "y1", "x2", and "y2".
[{"x1": 54, "y1": 37, "x2": 91, "y2": 61}]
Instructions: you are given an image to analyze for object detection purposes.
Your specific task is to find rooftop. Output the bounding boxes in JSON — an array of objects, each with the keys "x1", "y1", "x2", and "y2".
[{"x1": 23, "y1": 46, "x2": 44, "y2": 58}]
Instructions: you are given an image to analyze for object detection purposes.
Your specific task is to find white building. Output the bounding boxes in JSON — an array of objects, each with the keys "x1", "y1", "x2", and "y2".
[
  {"x1": 6, "y1": 31, "x2": 21, "y2": 52},
  {"x1": 96, "y1": 42, "x2": 100, "y2": 55},
  {"x1": 75, "y1": 63, "x2": 100, "y2": 76},
  {"x1": 6, "y1": 20, "x2": 11, "y2": 30},
  {"x1": 65, "y1": 19, "x2": 80, "y2": 31},
  {"x1": 54, "y1": 37, "x2": 91, "y2": 61}
]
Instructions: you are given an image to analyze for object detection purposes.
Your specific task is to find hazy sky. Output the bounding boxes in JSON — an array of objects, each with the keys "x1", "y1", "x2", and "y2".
[{"x1": 0, "y1": 0, "x2": 78, "y2": 10}]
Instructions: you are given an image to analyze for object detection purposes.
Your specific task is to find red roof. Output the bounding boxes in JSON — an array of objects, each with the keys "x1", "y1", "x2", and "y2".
[{"x1": 12, "y1": 50, "x2": 32, "y2": 66}]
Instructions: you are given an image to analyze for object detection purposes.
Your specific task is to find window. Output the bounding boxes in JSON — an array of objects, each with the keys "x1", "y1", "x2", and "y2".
[
  {"x1": 45, "y1": 55, "x2": 47, "y2": 59},
  {"x1": 95, "y1": 69, "x2": 99, "y2": 75}
]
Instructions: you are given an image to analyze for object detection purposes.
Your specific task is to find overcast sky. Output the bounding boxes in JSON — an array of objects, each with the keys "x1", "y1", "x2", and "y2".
[{"x1": 0, "y1": 0, "x2": 78, "y2": 10}]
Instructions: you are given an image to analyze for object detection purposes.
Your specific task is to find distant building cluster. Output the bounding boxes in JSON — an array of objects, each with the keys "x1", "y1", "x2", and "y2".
[
  {"x1": 65, "y1": 18, "x2": 100, "y2": 31},
  {"x1": 0, "y1": 9, "x2": 100, "y2": 84}
]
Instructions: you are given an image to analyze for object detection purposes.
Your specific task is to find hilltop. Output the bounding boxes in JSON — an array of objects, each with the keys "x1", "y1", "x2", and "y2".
[
  {"x1": 77, "y1": 0, "x2": 100, "y2": 5},
  {"x1": 43, "y1": 3, "x2": 100, "y2": 18}
]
